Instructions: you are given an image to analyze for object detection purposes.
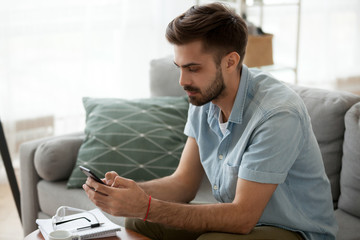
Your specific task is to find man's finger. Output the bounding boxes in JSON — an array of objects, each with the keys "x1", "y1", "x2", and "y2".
[
  {"x1": 83, "y1": 183, "x2": 109, "y2": 200},
  {"x1": 112, "y1": 176, "x2": 135, "y2": 188},
  {"x1": 105, "y1": 171, "x2": 119, "y2": 185},
  {"x1": 86, "y1": 177, "x2": 109, "y2": 196}
]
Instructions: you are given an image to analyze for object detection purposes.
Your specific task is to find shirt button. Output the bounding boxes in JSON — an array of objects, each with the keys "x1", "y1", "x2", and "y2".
[
  {"x1": 218, "y1": 154, "x2": 224, "y2": 160},
  {"x1": 213, "y1": 185, "x2": 218, "y2": 190}
]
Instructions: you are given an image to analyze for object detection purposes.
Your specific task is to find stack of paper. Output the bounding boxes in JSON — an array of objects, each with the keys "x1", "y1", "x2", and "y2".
[{"x1": 36, "y1": 208, "x2": 121, "y2": 240}]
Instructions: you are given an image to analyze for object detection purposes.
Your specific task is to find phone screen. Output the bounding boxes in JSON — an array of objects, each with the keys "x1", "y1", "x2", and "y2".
[{"x1": 79, "y1": 166, "x2": 105, "y2": 185}]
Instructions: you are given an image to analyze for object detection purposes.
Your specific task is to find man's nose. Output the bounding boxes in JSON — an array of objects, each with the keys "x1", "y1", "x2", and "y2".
[{"x1": 179, "y1": 70, "x2": 191, "y2": 87}]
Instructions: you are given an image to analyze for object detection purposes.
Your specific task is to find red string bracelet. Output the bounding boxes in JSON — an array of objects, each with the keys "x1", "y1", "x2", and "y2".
[{"x1": 144, "y1": 195, "x2": 151, "y2": 221}]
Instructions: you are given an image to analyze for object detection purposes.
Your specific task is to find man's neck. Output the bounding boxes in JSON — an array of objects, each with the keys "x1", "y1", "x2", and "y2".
[{"x1": 212, "y1": 68, "x2": 242, "y2": 123}]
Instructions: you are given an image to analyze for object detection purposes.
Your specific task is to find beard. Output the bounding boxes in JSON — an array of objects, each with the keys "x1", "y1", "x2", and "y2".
[{"x1": 184, "y1": 67, "x2": 225, "y2": 106}]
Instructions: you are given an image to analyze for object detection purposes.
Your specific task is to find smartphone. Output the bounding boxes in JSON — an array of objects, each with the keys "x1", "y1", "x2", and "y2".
[{"x1": 79, "y1": 166, "x2": 105, "y2": 185}]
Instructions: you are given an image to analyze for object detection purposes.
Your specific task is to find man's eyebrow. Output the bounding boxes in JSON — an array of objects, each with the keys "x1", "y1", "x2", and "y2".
[{"x1": 173, "y1": 61, "x2": 201, "y2": 68}]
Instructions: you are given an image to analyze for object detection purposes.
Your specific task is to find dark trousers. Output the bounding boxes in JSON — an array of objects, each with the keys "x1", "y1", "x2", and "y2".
[{"x1": 125, "y1": 218, "x2": 304, "y2": 240}]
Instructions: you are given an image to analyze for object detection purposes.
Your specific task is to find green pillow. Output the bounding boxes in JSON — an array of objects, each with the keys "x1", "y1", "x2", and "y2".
[{"x1": 67, "y1": 96, "x2": 189, "y2": 188}]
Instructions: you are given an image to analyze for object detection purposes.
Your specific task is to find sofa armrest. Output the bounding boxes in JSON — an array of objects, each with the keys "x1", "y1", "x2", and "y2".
[
  {"x1": 34, "y1": 135, "x2": 84, "y2": 181},
  {"x1": 20, "y1": 132, "x2": 84, "y2": 235}
]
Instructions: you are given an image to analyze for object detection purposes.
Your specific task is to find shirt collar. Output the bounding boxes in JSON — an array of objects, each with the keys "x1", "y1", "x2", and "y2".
[{"x1": 208, "y1": 64, "x2": 249, "y2": 124}]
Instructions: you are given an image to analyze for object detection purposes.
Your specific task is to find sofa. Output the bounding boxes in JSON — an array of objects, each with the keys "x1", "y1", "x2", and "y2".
[{"x1": 20, "y1": 57, "x2": 360, "y2": 239}]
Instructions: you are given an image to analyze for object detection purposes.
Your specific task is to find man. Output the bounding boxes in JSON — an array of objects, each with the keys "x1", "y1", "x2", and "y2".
[{"x1": 83, "y1": 3, "x2": 337, "y2": 240}]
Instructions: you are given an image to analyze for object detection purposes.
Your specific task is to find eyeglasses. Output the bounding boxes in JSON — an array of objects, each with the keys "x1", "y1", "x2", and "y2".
[{"x1": 52, "y1": 206, "x2": 100, "y2": 231}]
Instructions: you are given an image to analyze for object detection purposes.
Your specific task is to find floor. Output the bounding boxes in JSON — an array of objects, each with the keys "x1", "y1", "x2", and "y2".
[{"x1": 0, "y1": 182, "x2": 23, "y2": 240}]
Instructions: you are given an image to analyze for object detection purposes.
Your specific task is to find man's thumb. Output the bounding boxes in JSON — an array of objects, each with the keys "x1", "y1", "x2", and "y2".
[{"x1": 111, "y1": 176, "x2": 134, "y2": 188}]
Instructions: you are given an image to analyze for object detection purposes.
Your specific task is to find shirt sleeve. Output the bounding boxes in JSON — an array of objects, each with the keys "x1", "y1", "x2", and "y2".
[
  {"x1": 183, "y1": 104, "x2": 196, "y2": 138},
  {"x1": 238, "y1": 110, "x2": 306, "y2": 184}
]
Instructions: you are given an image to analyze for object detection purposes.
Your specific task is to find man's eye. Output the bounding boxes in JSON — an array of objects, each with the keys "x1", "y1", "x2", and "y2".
[{"x1": 188, "y1": 67, "x2": 199, "y2": 72}]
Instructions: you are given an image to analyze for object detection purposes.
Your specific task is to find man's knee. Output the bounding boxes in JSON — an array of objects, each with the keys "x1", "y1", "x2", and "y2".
[
  {"x1": 124, "y1": 217, "x2": 139, "y2": 232},
  {"x1": 125, "y1": 218, "x2": 159, "y2": 236},
  {"x1": 125, "y1": 218, "x2": 163, "y2": 240}
]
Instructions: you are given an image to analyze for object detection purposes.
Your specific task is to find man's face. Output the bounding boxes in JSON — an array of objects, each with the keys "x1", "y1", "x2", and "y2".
[{"x1": 174, "y1": 41, "x2": 225, "y2": 106}]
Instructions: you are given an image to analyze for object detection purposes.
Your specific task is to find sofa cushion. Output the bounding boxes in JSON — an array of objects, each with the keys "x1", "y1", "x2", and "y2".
[
  {"x1": 288, "y1": 85, "x2": 360, "y2": 203},
  {"x1": 149, "y1": 56, "x2": 183, "y2": 97},
  {"x1": 34, "y1": 136, "x2": 84, "y2": 181},
  {"x1": 335, "y1": 209, "x2": 360, "y2": 240},
  {"x1": 67, "y1": 96, "x2": 189, "y2": 188},
  {"x1": 338, "y1": 103, "x2": 360, "y2": 217}
]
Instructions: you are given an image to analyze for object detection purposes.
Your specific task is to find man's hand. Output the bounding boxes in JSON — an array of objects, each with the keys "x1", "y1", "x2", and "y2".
[
  {"x1": 83, "y1": 176, "x2": 149, "y2": 219},
  {"x1": 102, "y1": 171, "x2": 120, "y2": 186}
]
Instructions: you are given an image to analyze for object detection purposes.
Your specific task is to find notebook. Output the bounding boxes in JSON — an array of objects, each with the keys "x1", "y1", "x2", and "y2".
[{"x1": 36, "y1": 208, "x2": 121, "y2": 240}]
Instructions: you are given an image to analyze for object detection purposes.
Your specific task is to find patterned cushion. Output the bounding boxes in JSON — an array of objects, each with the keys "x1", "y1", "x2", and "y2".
[{"x1": 67, "y1": 96, "x2": 189, "y2": 188}]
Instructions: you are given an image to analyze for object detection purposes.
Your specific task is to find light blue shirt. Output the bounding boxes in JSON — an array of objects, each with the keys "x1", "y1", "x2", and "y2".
[{"x1": 184, "y1": 65, "x2": 337, "y2": 240}]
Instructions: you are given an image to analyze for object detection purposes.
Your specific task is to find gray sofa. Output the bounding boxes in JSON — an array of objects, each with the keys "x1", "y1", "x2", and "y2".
[{"x1": 20, "y1": 57, "x2": 360, "y2": 239}]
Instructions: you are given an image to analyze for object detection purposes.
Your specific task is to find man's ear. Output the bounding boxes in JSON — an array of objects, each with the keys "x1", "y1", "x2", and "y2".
[{"x1": 223, "y1": 52, "x2": 240, "y2": 72}]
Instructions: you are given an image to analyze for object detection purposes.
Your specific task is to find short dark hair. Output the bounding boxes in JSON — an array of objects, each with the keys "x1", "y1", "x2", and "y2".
[{"x1": 166, "y1": 3, "x2": 248, "y2": 68}]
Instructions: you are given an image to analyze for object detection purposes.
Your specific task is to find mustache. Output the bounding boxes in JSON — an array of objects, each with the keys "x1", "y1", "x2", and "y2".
[{"x1": 183, "y1": 86, "x2": 200, "y2": 92}]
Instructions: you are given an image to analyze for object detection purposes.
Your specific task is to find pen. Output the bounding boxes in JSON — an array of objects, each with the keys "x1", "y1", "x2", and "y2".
[{"x1": 76, "y1": 222, "x2": 104, "y2": 231}]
